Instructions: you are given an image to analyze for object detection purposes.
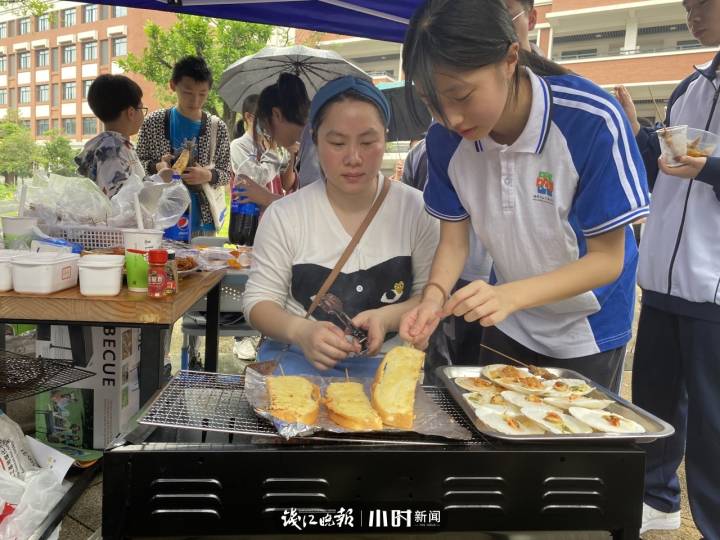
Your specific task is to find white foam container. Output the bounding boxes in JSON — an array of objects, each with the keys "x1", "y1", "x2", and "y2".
[
  {"x1": 0, "y1": 249, "x2": 27, "y2": 291},
  {"x1": 11, "y1": 253, "x2": 80, "y2": 294},
  {"x1": 78, "y1": 255, "x2": 125, "y2": 297}
]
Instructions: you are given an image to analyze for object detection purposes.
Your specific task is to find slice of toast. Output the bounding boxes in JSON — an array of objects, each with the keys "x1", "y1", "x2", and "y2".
[
  {"x1": 324, "y1": 381, "x2": 383, "y2": 431},
  {"x1": 267, "y1": 375, "x2": 321, "y2": 425},
  {"x1": 371, "y1": 346, "x2": 424, "y2": 429}
]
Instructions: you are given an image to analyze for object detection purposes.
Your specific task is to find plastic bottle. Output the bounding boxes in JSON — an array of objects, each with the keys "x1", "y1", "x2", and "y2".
[
  {"x1": 228, "y1": 175, "x2": 260, "y2": 246},
  {"x1": 162, "y1": 172, "x2": 192, "y2": 243}
]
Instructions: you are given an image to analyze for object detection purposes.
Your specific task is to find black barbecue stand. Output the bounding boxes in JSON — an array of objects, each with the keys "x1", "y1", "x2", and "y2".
[{"x1": 102, "y1": 390, "x2": 644, "y2": 539}]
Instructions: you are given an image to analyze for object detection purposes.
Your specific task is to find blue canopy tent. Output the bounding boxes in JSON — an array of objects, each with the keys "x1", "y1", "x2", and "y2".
[{"x1": 91, "y1": 0, "x2": 421, "y2": 43}]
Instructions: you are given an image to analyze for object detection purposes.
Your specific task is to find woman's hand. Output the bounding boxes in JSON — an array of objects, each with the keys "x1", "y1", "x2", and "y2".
[
  {"x1": 614, "y1": 85, "x2": 641, "y2": 136},
  {"x1": 444, "y1": 280, "x2": 519, "y2": 327},
  {"x1": 352, "y1": 309, "x2": 389, "y2": 356},
  {"x1": 399, "y1": 299, "x2": 444, "y2": 349},
  {"x1": 294, "y1": 319, "x2": 360, "y2": 371},
  {"x1": 181, "y1": 166, "x2": 213, "y2": 185},
  {"x1": 658, "y1": 154, "x2": 708, "y2": 179},
  {"x1": 156, "y1": 154, "x2": 173, "y2": 172}
]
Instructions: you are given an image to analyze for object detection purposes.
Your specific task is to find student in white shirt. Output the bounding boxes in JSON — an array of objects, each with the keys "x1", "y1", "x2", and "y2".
[
  {"x1": 243, "y1": 77, "x2": 439, "y2": 377},
  {"x1": 398, "y1": 0, "x2": 650, "y2": 392}
]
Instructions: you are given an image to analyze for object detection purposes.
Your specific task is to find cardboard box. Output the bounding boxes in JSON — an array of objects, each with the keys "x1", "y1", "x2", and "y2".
[{"x1": 35, "y1": 326, "x2": 140, "y2": 450}]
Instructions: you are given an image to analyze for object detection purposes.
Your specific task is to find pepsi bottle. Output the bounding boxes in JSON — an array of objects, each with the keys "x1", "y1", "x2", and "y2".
[{"x1": 229, "y1": 176, "x2": 260, "y2": 246}]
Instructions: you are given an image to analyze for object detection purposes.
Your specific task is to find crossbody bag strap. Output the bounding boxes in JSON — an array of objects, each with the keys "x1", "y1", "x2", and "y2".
[
  {"x1": 208, "y1": 115, "x2": 218, "y2": 168},
  {"x1": 305, "y1": 176, "x2": 392, "y2": 319}
]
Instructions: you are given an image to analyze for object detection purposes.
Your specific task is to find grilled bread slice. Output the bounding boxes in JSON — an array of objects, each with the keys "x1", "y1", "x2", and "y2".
[
  {"x1": 267, "y1": 375, "x2": 321, "y2": 424},
  {"x1": 371, "y1": 346, "x2": 424, "y2": 429},
  {"x1": 324, "y1": 381, "x2": 383, "y2": 431}
]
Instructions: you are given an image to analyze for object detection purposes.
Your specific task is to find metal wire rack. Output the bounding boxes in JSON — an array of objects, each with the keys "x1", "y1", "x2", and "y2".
[
  {"x1": 0, "y1": 350, "x2": 95, "y2": 403},
  {"x1": 139, "y1": 370, "x2": 489, "y2": 445}
]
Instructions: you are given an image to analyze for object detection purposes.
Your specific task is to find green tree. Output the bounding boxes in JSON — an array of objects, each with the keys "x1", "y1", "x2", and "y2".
[
  {"x1": 38, "y1": 130, "x2": 79, "y2": 176},
  {"x1": 119, "y1": 16, "x2": 272, "y2": 131},
  {"x1": 0, "y1": 0, "x2": 52, "y2": 17},
  {"x1": 0, "y1": 112, "x2": 37, "y2": 185}
]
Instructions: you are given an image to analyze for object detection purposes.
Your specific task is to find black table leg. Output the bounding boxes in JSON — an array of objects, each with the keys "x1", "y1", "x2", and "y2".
[
  {"x1": 139, "y1": 327, "x2": 164, "y2": 406},
  {"x1": 204, "y1": 282, "x2": 220, "y2": 373}
]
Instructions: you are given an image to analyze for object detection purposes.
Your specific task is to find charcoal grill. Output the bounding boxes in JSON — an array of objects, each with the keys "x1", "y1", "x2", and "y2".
[{"x1": 102, "y1": 372, "x2": 645, "y2": 539}]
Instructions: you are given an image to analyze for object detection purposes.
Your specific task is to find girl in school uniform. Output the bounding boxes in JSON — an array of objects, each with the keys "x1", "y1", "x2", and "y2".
[{"x1": 399, "y1": 0, "x2": 650, "y2": 393}]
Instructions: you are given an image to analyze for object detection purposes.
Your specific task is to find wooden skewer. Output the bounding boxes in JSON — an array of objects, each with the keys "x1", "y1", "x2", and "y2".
[
  {"x1": 648, "y1": 87, "x2": 666, "y2": 127},
  {"x1": 479, "y1": 343, "x2": 556, "y2": 380}
]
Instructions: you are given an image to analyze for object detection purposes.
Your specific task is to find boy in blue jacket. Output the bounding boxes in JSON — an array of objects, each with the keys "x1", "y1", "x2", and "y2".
[{"x1": 616, "y1": 1, "x2": 720, "y2": 536}]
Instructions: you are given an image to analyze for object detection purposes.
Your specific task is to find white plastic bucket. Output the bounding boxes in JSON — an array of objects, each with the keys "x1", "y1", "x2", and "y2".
[
  {"x1": 78, "y1": 254, "x2": 125, "y2": 297},
  {"x1": 0, "y1": 249, "x2": 26, "y2": 291},
  {"x1": 11, "y1": 253, "x2": 80, "y2": 294}
]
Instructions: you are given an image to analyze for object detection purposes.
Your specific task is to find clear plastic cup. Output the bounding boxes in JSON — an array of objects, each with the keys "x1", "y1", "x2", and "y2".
[{"x1": 657, "y1": 125, "x2": 688, "y2": 167}]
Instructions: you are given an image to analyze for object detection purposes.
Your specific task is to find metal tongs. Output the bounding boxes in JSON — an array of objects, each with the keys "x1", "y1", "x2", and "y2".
[
  {"x1": 480, "y1": 343, "x2": 557, "y2": 380},
  {"x1": 317, "y1": 293, "x2": 369, "y2": 355}
]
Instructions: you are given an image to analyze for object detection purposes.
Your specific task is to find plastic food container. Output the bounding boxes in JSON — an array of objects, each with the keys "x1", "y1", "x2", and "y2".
[
  {"x1": 78, "y1": 254, "x2": 125, "y2": 297},
  {"x1": 11, "y1": 253, "x2": 80, "y2": 294},
  {"x1": 657, "y1": 125, "x2": 688, "y2": 167},
  {"x1": 685, "y1": 127, "x2": 720, "y2": 159},
  {"x1": 0, "y1": 250, "x2": 26, "y2": 292}
]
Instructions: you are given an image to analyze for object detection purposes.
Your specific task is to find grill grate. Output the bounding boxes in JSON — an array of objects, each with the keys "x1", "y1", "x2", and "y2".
[
  {"x1": 0, "y1": 350, "x2": 95, "y2": 403},
  {"x1": 139, "y1": 370, "x2": 489, "y2": 445}
]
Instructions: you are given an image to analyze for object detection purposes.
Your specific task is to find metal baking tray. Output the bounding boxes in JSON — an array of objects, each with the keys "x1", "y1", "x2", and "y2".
[{"x1": 436, "y1": 365, "x2": 674, "y2": 443}]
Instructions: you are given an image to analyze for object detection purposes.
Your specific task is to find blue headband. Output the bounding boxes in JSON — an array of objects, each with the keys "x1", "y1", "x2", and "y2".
[{"x1": 309, "y1": 76, "x2": 390, "y2": 128}]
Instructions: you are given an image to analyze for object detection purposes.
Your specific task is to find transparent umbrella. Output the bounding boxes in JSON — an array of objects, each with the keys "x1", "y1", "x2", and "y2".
[{"x1": 218, "y1": 44, "x2": 370, "y2": 112}]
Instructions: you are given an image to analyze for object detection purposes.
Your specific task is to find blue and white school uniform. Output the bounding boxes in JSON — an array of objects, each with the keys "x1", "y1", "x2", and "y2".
[{"x1": 424, "y1": 68, "x2": 649, "y2": 360}]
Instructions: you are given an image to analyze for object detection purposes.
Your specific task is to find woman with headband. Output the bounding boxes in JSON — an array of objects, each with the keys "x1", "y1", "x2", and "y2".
[{"x1": 242, "y1": 76, "x2": 439, "y2": 376}]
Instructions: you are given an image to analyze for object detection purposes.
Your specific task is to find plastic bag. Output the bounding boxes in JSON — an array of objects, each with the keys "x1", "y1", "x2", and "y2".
[
  {"x1": 0, "y1": 413, "x2": 38, "y2": 479},
  {"x1": 25, "y1": 173, "x2": 112, "y2": 226},
  {"x1": 0, "y1": 468, "x2": 66, "y2": 540},
  {"x1": 106, "y1": 174, "x2": 144, "y2": 228},
  {"x1": 141, "y1": 176, "x2": 191, "y2": 231}
]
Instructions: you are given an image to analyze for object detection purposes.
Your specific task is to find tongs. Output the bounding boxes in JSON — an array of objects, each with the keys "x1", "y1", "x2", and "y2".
[
  {"x1": 480, "y1": 343, "x2": 557, "y2": 380},
  {"x1": 317, "y1": 293, "x2": 369, "y2": 355}
]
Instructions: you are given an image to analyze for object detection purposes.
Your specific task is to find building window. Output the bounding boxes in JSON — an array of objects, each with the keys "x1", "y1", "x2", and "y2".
[
  {"x1": 83, "y1": 79, "x2": 93, "y2": 98},
  {"x1": 63, "y1": 82, "x2": 76, "y2": 100},
  {"x1": 677, "y1": 39, "x2": 701, "y2": 50},
  {"x1": 0, "y1": 23, "x2": 6, "y2": 39},
  {"x1": 0, "y1": 90, "x2": 6, "y2": 106},
  {"x1": 21, "y1": 120, "x2": 31, "y2": 130},
  {"x1": 36, "y1": 49, "x2": 49, "y2": 67},
  {"x1": 63, "y1": 118, "x2": 76, "y2": 135},
  {"x1": 113, "y1": 6, "x2": 127, "y2": 17},
  {"x1": 63, "y1": 45, "x2": 76, "y2": 65},
  {"x1": 19, "y1": 87, "x2": 31, "y2": 104},
  {"x1": 560, "y1": 48, "x2": 598, "y2": 60},
  {"x1": 83, "y1": 117, "x2": 97, "y2": 135},
  {"x1": 82, "y1": 41, "x2": 97, "y2": 62},
  {"x1": 18, "y1": 52, "x2": 31, "y2": 70},
  {"x1": 84, "y1": 5, "x2": 97, "y2": 23},
  {"x1": 0, "y1": 56, "x2": 5, "y2": 73},
  {"x1": 37, "y1": 119, "x2": 50, "y2": 136},
  {"x1": 36, "y1": 84, "x2": 49, "y2": 103},
  {"x1": 37, "y1": 14, "x2": 50, "y2": 32},
  {"x1": 63, "y1": 8, "x2": 76, "y2": 27},
  {"x1": 112, "y1": 37, "x2": 127, "y2": 57},
  {"x1": 19, "y1": 17, "x2": 30, "y2": 35}
]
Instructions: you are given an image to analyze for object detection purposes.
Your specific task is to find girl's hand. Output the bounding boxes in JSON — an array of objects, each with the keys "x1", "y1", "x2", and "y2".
[
  {"x1": 444, "y1": 280, "x2": 518, "y2": 327},
  {"x1": 295, "y1": 320, "x2": 360, "y2": 371},
  {"x1": 614, "y1": 85, "x2": 641, "y2": 136},
  {"x1": 181, "y1": 166, "x2": 213, "y2": 185},
  {"x1": 236, "y1": 176, "x2": 276, "y2": 207},
  {"x1": 399, "y1": 300, "x2": 443, "y2": 349},
  {"x1": 352, "y1": 309, "x2": 388, "y2": 356},
  {"x1": 658, "y1": 155, "x2": 708, "y2": 179}
]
